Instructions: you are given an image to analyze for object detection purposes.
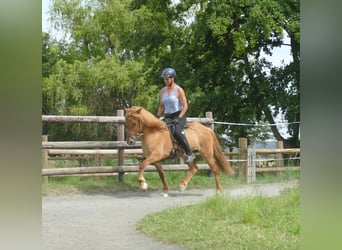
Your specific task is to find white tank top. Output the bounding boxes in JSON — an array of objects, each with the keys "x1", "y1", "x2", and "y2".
[{"x1": 161, "y1": 85, "x2": 183, "y2": 114}]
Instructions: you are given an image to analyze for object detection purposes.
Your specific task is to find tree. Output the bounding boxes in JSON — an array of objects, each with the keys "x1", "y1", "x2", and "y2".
[
  {"x1": 170, "y1": 0, "x2": 300, "y2": 148},
  {"x1": 43, "y1": 0, "x2": 300, "y2": 147},
  {"x1": 43, "y1": 0, "x2": 155, "y2": 140}
]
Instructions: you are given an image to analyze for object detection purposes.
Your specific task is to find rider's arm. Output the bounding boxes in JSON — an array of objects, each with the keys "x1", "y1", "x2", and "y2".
[
  {"x1": 177, "y1": 87, "x2": 188, "y2": 119},
  {"x1": 157, "y1": 89, "x2": 164, "y2": 117}
]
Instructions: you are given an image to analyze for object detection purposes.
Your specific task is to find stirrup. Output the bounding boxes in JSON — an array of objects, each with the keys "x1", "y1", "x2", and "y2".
[
  {"x1": 184, "y1": 154, "x2": 195, "y2": 164},
  {"x1": 169, "y1": 148, "x2": 179, "y2": 158}
]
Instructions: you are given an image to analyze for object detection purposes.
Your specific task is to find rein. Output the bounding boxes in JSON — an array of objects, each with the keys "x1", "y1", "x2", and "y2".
[{"x1": 125, "y1": 116, "x2": 143, "y2": 137}]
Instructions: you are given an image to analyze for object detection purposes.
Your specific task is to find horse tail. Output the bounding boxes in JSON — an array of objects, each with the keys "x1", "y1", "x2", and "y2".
[{"x1": 210, "y1": 129, "x2": 235, "y2": 175}]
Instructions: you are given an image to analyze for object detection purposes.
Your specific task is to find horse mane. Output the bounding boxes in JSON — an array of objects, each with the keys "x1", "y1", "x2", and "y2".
[{"x1": 129, "y1": 106, "x2": 165, "y2": 129}]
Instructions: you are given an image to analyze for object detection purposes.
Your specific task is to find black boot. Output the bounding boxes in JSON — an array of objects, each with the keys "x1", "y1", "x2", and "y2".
[{"x1": 174, "y1": 130, "x2": 195, "y2": 163}]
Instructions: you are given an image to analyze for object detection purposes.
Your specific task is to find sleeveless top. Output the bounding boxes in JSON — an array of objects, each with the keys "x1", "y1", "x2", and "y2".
[{"x1": 161, "y1": 85, "x2": 183, "y2": 114}]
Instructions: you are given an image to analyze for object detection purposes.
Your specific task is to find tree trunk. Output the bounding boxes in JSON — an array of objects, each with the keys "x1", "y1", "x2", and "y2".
[{"x1": 264, "y1": 107, "x2": 299, "y2": 148}]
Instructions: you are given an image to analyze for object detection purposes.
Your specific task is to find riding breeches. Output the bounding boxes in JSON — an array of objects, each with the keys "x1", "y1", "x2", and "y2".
[{"x1": 165, "y1": 112, "x2": 192, "y2": 156}]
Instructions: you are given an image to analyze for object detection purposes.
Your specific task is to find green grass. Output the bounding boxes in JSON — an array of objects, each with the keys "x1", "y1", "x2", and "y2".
[
  {"x1": 42, "y1": 175, "x2": 131, "y2": 195},
  {"x1": 42, "y1": 168, "x2": 299, "y2": 195},
  {"x1": 137, "y1": 186, "x2": 300, "y2": 250}
]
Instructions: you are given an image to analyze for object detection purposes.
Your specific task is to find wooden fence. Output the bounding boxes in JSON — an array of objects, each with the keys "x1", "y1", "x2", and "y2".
[{"x1": 42, "y1": 110, "x2": 300, "y2": 183}]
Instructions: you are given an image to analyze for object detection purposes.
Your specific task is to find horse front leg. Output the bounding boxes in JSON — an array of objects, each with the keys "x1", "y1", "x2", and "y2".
[
  {"x1": 155, "y1": 163, "x2": 169, "y2": 197},
  {"x1": 179, "y1": 162, "x2": 199, "y2": 192},
  {"x1": 138, "y1": 160, "x2": 149, "y2": 191},
  {"x1": 138, "y1": 153, "x2": 166, "y2": 192}
]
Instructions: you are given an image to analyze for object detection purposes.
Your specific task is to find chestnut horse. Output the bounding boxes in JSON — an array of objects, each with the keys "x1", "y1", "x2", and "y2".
[{"x1": 124, "y1": 106, "x2": 234, "y2": 196}]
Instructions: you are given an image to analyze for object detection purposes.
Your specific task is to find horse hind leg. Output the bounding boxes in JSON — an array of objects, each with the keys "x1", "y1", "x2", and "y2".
[
  {"x1": 209, "y1": 164, "x2": 221, "y2": 193},
  {"x1": 179, "y1": 162, "x2": 199, "y2": 192},
  {"x1": 213, "y1": 171, "x2": 222, "y2": 193},
  {"x1": 206, "y1": 158, "x2": 222, "y2": 193}
]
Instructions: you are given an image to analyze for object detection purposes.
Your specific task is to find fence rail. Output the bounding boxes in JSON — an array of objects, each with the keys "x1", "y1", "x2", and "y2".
[
  {"x1": 42, "y1": 141, "x2": 141, "y2": 149},
  {"x1": 42, "y1": 115, "x2": 214, "y2": 124},
  {"x1": 42, "y1": 111, "x2": 300, "y2": 183},
  {"x1": 48, "y1": 149, "x2": 143, "y2": 155}
]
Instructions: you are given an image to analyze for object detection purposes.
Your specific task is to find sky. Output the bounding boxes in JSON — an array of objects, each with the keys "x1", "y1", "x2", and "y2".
[
  {"x1": 42, "y1": 0, "x2": 61, "y2": 40},
  {"x1": 42, "y1": 0, "x2": 50, "y2": 33}
]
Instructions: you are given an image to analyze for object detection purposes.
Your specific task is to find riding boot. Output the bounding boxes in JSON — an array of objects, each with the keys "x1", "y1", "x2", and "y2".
[{"x1": 174, "y1": 131, "x2": 195, "y2": 163}]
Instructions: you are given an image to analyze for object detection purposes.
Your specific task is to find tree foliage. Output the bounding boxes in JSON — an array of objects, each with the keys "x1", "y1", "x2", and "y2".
[{"x1": 43, "y1": 0, "x2": 300, "y2": 147}]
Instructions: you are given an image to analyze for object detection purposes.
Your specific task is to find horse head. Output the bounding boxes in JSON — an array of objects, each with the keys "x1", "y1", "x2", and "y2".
[
  {"x1": 124, "y1": 107, "x2": 143, "y2": 145},
  {"x1": 124, "y1": 106, "x2": 166, "y2": 145}
]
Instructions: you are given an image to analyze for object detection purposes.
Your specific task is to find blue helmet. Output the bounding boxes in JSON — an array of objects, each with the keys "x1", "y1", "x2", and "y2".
[{"x1": 161, "y1": 67, "x2": 176, "y2": 78}]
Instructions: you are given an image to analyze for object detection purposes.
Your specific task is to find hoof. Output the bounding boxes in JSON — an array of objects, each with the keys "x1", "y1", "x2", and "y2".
[
  {"x1": 141, "y1": 182, "x2": 148, "y2": 191},
  {"x1": 161, "y1": 192, "x2": 168, "y2": 198},
  {"x1": 179, "y1": 185, "x2": 186, "y2": 192}
]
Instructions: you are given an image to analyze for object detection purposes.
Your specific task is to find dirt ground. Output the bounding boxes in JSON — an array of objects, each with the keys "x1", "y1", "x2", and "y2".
[{"x1": 42, "y1": 180, "x2": 298, "y2": 250}]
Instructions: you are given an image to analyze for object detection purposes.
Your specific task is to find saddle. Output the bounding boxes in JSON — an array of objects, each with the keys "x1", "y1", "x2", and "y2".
[{"x1": 163, "y1": 118, "x2": 188, "y2": 158}]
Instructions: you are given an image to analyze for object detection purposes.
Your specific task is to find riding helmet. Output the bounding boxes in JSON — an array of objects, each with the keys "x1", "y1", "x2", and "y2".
[{"x1": 161, "y1": 67, "x2": 176, "y2": 78}]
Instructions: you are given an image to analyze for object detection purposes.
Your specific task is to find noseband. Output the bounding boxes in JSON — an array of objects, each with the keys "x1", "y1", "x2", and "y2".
[{"x1": 126, "y1": 116, "x2": 143, "y2": 140}]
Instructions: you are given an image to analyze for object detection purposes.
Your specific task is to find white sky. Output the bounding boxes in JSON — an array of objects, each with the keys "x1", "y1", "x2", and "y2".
[{"x1": 42, "y1": 0, "x2": 50, "y2": 33}]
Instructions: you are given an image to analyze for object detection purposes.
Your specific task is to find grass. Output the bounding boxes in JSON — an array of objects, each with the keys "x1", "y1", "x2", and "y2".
[
  {"x1": 43, "y1": 155, "x2": 300, "y2": 195},
  {"x1": 137, "y1": 186, "x2": 300, "y2": 250},
  {"x1": 42, "y1": 168, "x2": 299, "y2": 195}
]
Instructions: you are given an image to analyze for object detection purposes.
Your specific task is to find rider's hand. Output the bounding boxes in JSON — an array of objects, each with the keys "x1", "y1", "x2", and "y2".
[{"x1": 173, "y1": 117, "x2": 181, "y2": 124}]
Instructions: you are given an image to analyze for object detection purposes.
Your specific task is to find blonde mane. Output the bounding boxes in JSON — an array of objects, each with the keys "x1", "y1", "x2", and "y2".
[{"x1": 127, "y1": 106, "x2": 165, "y2": 129}]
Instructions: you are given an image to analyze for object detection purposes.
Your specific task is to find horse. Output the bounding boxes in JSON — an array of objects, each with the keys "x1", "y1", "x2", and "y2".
[{"x1": 124, "y1": 106, "x2": 235, "y2": 196}]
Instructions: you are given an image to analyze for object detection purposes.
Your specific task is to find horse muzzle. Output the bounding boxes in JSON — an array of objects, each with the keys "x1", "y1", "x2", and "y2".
[{"x1": 126, "y1": 135, "x2": 136, "y2": 145}]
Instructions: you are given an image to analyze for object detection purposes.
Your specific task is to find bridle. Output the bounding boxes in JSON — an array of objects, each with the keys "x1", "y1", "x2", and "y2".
[{"x1": 125, "y1": 115, "x2": 143, "y2": 144}]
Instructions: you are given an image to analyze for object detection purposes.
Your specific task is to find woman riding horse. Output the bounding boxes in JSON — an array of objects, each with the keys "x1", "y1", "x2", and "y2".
[
  {"x1": 125, "y1": 106, "x2": 235, "y2": 196},
  {"x1": 157, "y1": 67, "x2": 195, "y2": 164}
]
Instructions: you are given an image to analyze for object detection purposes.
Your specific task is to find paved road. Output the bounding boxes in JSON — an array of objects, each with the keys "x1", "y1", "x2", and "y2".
[{"x1": 42, "y1": 180, "x2": 298, "y2": 250}]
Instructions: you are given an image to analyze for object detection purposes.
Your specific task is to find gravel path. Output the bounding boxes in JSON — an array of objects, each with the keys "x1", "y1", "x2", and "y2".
[{"x1": 42, "y1": 180, "x2": 298, "y2": 250}]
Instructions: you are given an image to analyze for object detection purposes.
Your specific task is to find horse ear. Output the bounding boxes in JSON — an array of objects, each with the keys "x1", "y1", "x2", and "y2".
[
  {"x1": 123, "y1": 100, "x2": 130, "y2": 108},
  {"x1": 130, "y1": 106, "x2": 142, "y2": 113}
]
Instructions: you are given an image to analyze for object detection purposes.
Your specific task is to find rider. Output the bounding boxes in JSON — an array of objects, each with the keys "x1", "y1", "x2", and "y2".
[{"x1": 156, "y1": 67, "x2": 195, "y2": 164}]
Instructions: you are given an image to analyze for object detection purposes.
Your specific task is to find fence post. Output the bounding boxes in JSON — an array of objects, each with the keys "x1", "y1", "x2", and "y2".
[
  {"x1": 239, "y1": 138, "x2": 248, "y2": 182},
  {"x1": 42, "y1": 135, "x2": 49, "y2": 183},
  {"x1": 205, "y1": 112, "x2": 214, "y2": 177},
  {"x1": 205, "y1": 111, "x2": 214, "y2": 130},
  {"x1": 95, "y1": 151, "x2": 101, "y2": 166},
  {"x1": 276, "y1": 141, "x2": 284, "y2": 175},
  {"x1": 117, "y1": 110, "x2": 125, "y2": 182},
  {"x1": 247, "y1": 143, "x2": 256, "y2": 182}
]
